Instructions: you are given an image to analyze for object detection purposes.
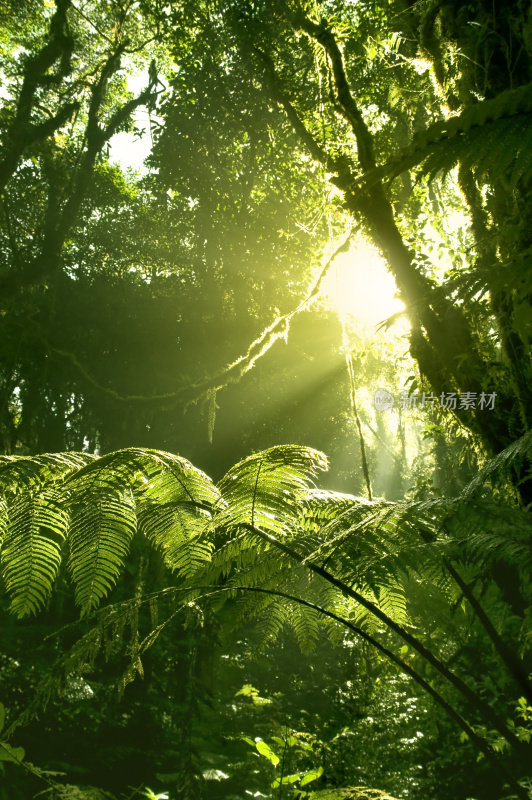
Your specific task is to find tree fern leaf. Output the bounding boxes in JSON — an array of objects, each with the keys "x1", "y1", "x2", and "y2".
[
  {"x1": 299, "y1": 488, "x2": 357, "y2": 533},
  {"x1": 0, "y1": 490, "x2": 68, "y2": 618},
  {"x1": 254, "y1": 598, "x2": 289, "y2": 647},
  {"x1": 291, "y1": 602, "x2": 320, "y2": 654},
  {"x1": 68, "y1": 490, "x2": 136, "y2": 615},
  {"x1": 360, "y1": 83, "x2": 532, "y2": 187},
  {"x1": 133, "y1": 450, "x2": 220, "y2": 507},
  {"x1": 65, "y1": 447, "x2": 220, "y2": 508},
  {"x1": 0, "y1": 452, "x2": 94, "y2": 495},
  {"x1": 215, "y1": 445, "x2": 328, "y2": 536},
  {"x1": 461, "y1": 430, "x2": 532, "y2": 499},
  {"x1": 377, "y1": 582, "x2": 408, "y2": 626},
  {"x1": 0, "y1": 496, "x2": 7, "y2": 543},
  {"x1": 138, "y1": 501, "x2": 212, "y2": 576},
  {"x1": 200, "y1": 528, "x2": 269, "y2": 584}
]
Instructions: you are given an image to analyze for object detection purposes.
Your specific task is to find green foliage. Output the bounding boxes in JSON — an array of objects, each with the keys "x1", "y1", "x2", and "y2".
[
  {"x1": 1, "y1": 489, "x2": 68, "y2": 617},
  {"x1": 215, "y1": 445, "x2": 328, "y2": 534},
  {"x1": 0, "y1": 445, "x2": 326, "y2": 617},
  {"x1": 1, "y1": 440, "x2": 531, "y2": 669},
  {"x1": 0, "y1": 703, "x2": 25, "y2": 764},
  {"x1": 461, "y1": 429, "x2": 532, "y2": 501},
  {"x1": 308, "y1": 790, "x2": 400, "y2": 800},
  {"x1": 0, "y1": 438, "x2": 530, "y2": 796},
  {"x1": 0, "y1": 447, "x2": 221, "y2": 617},
  {"x1": 242, "y1": 719, "x2": 325, "y2": 796},
  {"x1": 364, "y1": 82, "x2": 532, "y2": 185},
  {"x1": 1, "y1": 1, "x2": 532, "y2": 798}
]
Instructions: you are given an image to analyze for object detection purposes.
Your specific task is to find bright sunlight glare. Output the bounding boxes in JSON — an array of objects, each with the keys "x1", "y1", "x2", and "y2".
[
  {"x1": 109, "y1": 70, "x2": 163, "y2": 172},
  {"x1": 321, "y1": 240, "x2": 407, "y2": 330}
]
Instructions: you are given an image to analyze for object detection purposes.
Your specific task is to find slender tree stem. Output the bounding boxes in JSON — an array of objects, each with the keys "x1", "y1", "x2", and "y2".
[{"x1": 444, "y1": 557, "x2": 532, "y2": 702}]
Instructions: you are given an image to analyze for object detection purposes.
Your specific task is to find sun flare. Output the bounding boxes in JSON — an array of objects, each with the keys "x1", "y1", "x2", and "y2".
[{"x1": 322, "y1": 240, "x2": 407, "y2": 329}]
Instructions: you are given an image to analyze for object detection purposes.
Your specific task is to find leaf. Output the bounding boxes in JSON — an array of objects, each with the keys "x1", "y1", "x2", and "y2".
[
  {"x1": 241, "y1": 737, "x2": 255, "y2": 747},
  {"x1": 271, "y1": 772, "x2": 302, "y2": 787},
  {"x1": 138, "y1": 501, "x2": 212, "y2": 576},
  {"x1": 215, "y1": 445, "x2": 328, "y2": 536},
  {"x1": 68, "y1": 490, "x2": 136, "y2": 615},
  {"x1": 65, "y1": 448, "x2": 219, "y2": 508},
  {"x1": 359, "y1": 82, "x2": 532, "y2": 188},
  {"x1": 461, "y1": 430, "x2": 532, "y2": 498},
  {"x1": 255, "y1": 739, "x2": 280, "y2": 765},
  {"x1": 271, "y1": 736, "x2": 286, "y2": 748},
  {"x1": 286, "y1": 734, "x2": 298, "y2": 747},
  {"x1": 0, "y1": 703, "x2": 4, "y2": 734},
  {"x1": 0, "y1": 742, "x2": 25, "y2": 763},
  {"x1": 235, "y1": 683, "x2": 259, "y2": 698},
  {"x1": 0, "y1": 452, "x2": 94, "y2": 495},
  {"x1": 300, "y1": 765, "x2": 324, "y2": 786},
  {"x1": 1, "y1": 490, "x2": 69, "y2": 618}
]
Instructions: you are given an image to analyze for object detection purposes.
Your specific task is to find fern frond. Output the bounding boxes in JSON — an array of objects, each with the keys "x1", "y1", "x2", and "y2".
[
  {"x1": 68, "y1": 490, "x2": 136, "y2": 615},
  {"x1": 0, "y1": 496, "x2": 7, "y2": 542},
  {"x1": 138, "y1": 501, "x2": 213, "y2": 576},
  {"x1": 446, "y1": 502, "x2": 532, "y2": 567},
  {"x1": 215, "y1": 445, "x2": 328, "y2": 535},
  {"x1": 299, "y1": 488, "x2": 357, "y2": 533},
  {"x1": 290, "y1": 601, "x2": 320, "y2": 654},
  {"x1": 359, "y1": 83, "x2": 532, "y2": 186},
  {"x1": 420, "y1": 115, "x2": 532, "y2": 183},
  {"x1": 0, "y1": 490, "x2": 68, "y2": 618},
  {"x1": 254, "y1": 596, "x2": 290, "y2": 647},
  {"x1": 376, "y1": 581, "x2": 408, "y2": 626},
  {"x1": 198, "y1": 527, "x2": 269, "y2": 586},
  {"x1": 461, "y1": 430, "x2": 532, "y2": 499},
  {"x1": 301, "y1": 498, "x2": 392, "y2": 565},
  {"x1": 65, "y1": 447, "x2": 219, "y2": 507},
  {"x1": 0, "y1": 452, "x2": 94, "y2": 494}
]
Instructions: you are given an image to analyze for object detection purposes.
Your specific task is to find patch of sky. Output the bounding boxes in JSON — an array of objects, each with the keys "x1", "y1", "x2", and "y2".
[{"x1": 109, "y1": 69, "x2": 165, "y2": 173}]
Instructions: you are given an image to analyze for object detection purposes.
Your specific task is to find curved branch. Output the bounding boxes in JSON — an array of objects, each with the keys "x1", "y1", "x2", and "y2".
[
  {"x1": 242, "y1": 522, "x2": 527, "y2": 755},
  {"x1": 30, "y1": 227, "x2": 358, "y2": 407},
  {"x1": 290, "y1": 9, "x2": 376, "y2": 171},
  {"x1": 0, "y1": 0, "x2": 75, "y2": 192}
]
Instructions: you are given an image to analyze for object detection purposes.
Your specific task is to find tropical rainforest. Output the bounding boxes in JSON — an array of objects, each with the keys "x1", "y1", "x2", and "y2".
[{"x1": 0, "y1": 0, "x2": 531, "y2": 798}]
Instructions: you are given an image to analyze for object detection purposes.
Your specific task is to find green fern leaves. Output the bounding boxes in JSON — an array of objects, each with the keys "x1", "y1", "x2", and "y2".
[
  {"x1": 68, "y1": 491, "x2": 137, "y2": 614},
  {"x1": 360, "y1": 82, "x2": 532, "y2": 186},
  {"x1": 0, "y1": 445, "x2": 327, "y2": 618},
  {"x1": 0, "y1": 439, "x2": 530, "y2": 647},
  {"x1": 0, "y1": 447, "x2": 222, "y2": 617},
  {"x1": 2, "y1": 490, "x2": 68, "y2": 617},
  {"x1": 216, "y1": 445, "x2": 328, "y2": 534}
]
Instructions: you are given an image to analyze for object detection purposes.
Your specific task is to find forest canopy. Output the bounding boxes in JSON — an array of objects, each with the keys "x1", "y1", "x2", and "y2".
[{"x1": 0, "y1": 1, "x2": 531, "y2": 799}]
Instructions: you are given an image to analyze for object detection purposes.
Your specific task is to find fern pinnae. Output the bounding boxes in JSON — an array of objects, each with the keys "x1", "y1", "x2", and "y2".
[
  {"x1": 461, "y1": 429, "x2": 532, "y2": 499},
  {"x1": 137, "y1": 500, "x2": 212, "y2": 575},
  {"x1": 300, "y1": 499, "x2": 390, "y2": 566},
  {"x1": 290, "y1": 601, "x2": 320, "y2": 654},
  {"x1": 0, "y1": 495, "x2": 7, "y2": 542},
  {"x1": 68, "y1": 489, "x2": 136, "y2": 616},
  {"x1": 1, "y1": 489, "x2": 68, "y2": 618},
  {"x1": 200, "y1": 526, "x2": 271, "y2": 584},
  {"x1": 0, "y1": 452, "x2": 93, "y2": 496},
  {"x1": 139, "y1": 450, "x2": 220, "y2": 507},
  {"x1": 216, "y1": 445, "x2": 328, "y2": 535},
  {"x1": 250, "y1": 458, "x2": 262, "y2": 531},
  {"x1": 362, "y1": 83, "x2": 532, "y2": 188}
]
